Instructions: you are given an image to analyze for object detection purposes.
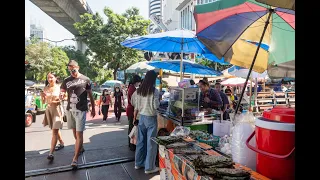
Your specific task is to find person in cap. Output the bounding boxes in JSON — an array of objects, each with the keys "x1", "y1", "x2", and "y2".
[{"x1": 60, "y1": 60, "x2": 96, "y2": 169}]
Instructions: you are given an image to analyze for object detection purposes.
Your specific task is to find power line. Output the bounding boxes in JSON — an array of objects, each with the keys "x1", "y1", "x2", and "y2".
[{"x1": 29, "y1": 36, "x2": 77, "y2": 46}]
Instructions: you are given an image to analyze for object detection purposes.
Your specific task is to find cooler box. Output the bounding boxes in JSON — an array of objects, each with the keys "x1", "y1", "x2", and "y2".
[{"x1": 246, "y1": 106, "x2": 295, "y2": 180}]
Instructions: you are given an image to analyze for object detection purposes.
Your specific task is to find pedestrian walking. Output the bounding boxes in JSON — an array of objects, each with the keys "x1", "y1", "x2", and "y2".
[
  {"x1": 60, "y1": 60, "x2": 96, "y2": 169},
  {"x1": 113, "y1": 85, "x2": 124, "y2": 122},
  {"x1": 99, "y1": 89, "x2": 112, "y2": 122},
  {"x1": 41, "y1": 72, "x2": 65, "y2": 161},
  {"x1": 126, "y1": 75, "x2": 142, "y2": 151},
  {"x1": 132, "y1": 70, "x2": 160, "y2": 174}
]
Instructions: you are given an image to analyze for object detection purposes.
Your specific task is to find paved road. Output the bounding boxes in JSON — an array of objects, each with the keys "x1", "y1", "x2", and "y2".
[{"x1": 25, "y1": 108, "x2": 160, "y2": 180}]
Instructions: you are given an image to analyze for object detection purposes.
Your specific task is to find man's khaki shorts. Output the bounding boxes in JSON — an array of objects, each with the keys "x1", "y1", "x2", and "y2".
[{"x1": 66, "y1": 110, "x2": 86, "y2": 132}]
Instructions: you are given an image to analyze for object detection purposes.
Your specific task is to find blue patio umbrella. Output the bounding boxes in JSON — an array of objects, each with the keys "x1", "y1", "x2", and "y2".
[
  {"x1": 121, "y1": 29, "x2": 211, "y2": 53},
  {"x1": 121, "y1": 29, "x2": 223, "y2": 80},
  {"x1": 147, "y1": 60, "x2": 222, "y2": 76}
]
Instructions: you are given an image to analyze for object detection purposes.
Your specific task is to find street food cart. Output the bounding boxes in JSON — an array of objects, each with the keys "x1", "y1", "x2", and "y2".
[{"x1": 157, "y1": 86, "x2": 223, "y2": 135}]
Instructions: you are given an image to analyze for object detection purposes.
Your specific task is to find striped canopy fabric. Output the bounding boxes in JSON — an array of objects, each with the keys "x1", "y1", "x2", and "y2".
[{"x1": 194, "y1": 0, "x2": 295, "y2": 73}]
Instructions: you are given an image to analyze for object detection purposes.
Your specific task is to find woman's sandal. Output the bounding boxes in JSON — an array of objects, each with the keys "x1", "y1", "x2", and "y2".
[
  {"x1": 55, "y1": 144, "x2": 64, "y2": 151},
  {"x1": 71, "y1": 161, "x2": 78, "y2": 170},
  {"x1": 47, "y1": 154, "x2": 54, "y2": 161}
]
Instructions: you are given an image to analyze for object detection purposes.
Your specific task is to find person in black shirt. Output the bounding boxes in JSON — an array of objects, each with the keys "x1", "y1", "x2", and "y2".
[
  {"x1": 198, "y1": 80, "x2": 223, "y2": 111},
  {"x1": 60, "y1": 60, "x2": 96, "y2": 169},
  {"x1": 215, "y1": 83, "x2": 230, "y2": 120},
  {"x1": 113, "y1": 85, "x2": 124, "y2": 121}
]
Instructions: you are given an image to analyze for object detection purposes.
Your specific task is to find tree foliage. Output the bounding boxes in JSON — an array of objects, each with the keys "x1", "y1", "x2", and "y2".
[
  {"x1": 62, "y1": 46, "x2": 97, "y2": 78},
  {"x1": 25, "y1": 41, "x2": 69, "y2": 81},
  {"x1": 62, "y1": 46, "x2": 113, "y2": 84},
  {"x1": 74, "y1": 7, "x2": 150, "y2": 79},
  {"x1": 196, "y1": 58, "x2": 232, "y2": 72}
]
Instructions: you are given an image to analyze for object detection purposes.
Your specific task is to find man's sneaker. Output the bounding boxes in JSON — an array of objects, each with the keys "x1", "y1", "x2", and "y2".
[
  {"x1": 135, "y1": 166, "x2": 143, "y2": 170},
  {"x1": 145, "y1": 167, "x2": 159, "y2": 174}
]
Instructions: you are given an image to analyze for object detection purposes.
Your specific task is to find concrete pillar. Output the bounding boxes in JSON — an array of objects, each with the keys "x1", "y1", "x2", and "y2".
[{"x1": 76, "y1": 40, "x2": 87, "y2": 53}]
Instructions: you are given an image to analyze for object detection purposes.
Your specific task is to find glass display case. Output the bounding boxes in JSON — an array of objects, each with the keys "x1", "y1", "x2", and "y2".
[{"x1": 166, "y1": 87, "x2": 201, "y2": 122}]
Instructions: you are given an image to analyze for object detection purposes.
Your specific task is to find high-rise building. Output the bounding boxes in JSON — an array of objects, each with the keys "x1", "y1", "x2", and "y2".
[
  {"x1": 148, "y1": 0, "x2": 162, "y2": 33},
  {"x1": 162, "y1": 0, "x2": 182, "y2": 31},
  {"x1": 30, "y1": 23, "x2": 46, "y2": 42},
  {"x1": 176, "y1": 0, "x2": 214, "y2": 31}
]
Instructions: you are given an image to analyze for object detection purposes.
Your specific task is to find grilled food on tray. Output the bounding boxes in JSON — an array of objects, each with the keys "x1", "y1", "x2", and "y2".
[
  {"x1": 189, "y1": 130, "x2": 207, "y2": 139},
  {"x1": 193, "y1": 155, "x2": 234, "y2": 168},
  {"x1": 215, "y1": 168, "x2": 250, "y2": 177},
  {"x1": 219, "y1": 176, "x2": 250, "y2": 180},
  {"x1": 166, "y1": 142, "x2": 191, "y2": 149},
  {"x1": 173, "y1": 147, "x2": 204, "y2": 155},
  {"x1": 155, "y1": 136, "x2": 183, "y2": 146}
]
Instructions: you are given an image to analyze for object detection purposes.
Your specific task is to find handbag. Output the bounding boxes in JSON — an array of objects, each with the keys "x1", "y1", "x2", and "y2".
[
  {"x1": 63, "y1": 114, "x2": 67, "y2": 122},
  {"x1": 60, "y1": 101, "x2": 67, "y2": 122}
]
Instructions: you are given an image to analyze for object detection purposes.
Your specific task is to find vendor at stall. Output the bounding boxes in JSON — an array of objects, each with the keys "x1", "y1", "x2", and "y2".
[
  {"x1": 215, "y1": 82, "x2": 230, "y2": 120},
  {"x1": 198, "y1": 80, "x2": 223, "y2": 112}
]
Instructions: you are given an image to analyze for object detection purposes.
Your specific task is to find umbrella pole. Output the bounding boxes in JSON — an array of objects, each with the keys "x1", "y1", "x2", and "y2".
[
  {"x1": 249, "y1": 77, "x2": 252, "y2": 111},
  {"x1": 254, "y1": 78, "x2": 258, "y2": 112},
  {"x1": 180, "y1": 39, "x2": 184, "y2": 81},
  {"x1": 159, "y1": 58, "x2": 163, "y2": 100},
  {"x1": 234, "y1": 9, "x2": 274, "y2": 116}
]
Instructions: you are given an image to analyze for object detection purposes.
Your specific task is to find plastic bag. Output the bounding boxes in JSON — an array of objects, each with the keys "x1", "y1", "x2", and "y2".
[
  {"x1": 170, "y1": 126, "x2": 190, "y2": 137},
  {"x1": 129, "y1": 126, "x2": 138, "y2": 145},
  {"x1": 218, "y1": 135, "x2": 232, "y2": 155},
  {"x1": 231, "y1": 111, "x2": 256, "y2": 170},
  {"x1": 231, "y1": 111, "x2": 255, "y2": 133}
]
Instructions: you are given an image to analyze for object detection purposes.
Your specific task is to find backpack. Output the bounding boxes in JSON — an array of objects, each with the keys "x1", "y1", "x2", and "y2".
[{"x1": 102, "y1": 96, "x2": 107, "y2": 103}]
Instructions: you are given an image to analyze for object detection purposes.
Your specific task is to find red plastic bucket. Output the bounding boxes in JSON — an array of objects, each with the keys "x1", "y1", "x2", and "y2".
[{"x1": 246, "y1": 107, "x2": 295, "y2": 180}]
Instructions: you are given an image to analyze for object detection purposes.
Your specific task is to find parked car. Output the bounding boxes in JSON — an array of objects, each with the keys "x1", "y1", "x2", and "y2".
[{"x1": 95, "y1": 80, "x2": 124, "y2": 93}]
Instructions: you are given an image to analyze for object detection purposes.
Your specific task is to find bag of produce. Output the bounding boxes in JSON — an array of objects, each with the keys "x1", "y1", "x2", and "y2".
[
  {"x1": 129, "y1": 126, "x2": 138, "y2": 145},
  {"x1": 231, "y1": 111, "x2": 256, "y2": 170},
  {"x1": 218, "y1": 135, "x2": 232, "y2": 155},
  {"x1": 170, "y1": 126, "x2": 190, "y2": 137}
]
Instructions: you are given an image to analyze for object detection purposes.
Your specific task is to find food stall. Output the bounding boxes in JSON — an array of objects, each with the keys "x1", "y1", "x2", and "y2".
[
  {"x1": 155, "y1": 83, "x2": 295, "y2": 180},
  {"x1": 152, "y1": 133, "x2": 270, "y2": 180},
  {"x1": 155, "y1": 104, "x2": 295, "y2": 180},
  {"x1": 157, "y1": 86, "x2": 224, "y2": 134}
]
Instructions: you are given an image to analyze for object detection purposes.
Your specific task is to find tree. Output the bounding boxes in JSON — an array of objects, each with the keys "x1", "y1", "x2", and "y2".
[
  {"x1": 196, "y1": 58, "x2": 232, "y2": 72},
  {"x1": 62, "y1": 46, "x2": 113, "y2": 84},
  {"x1": 62, "y1": 46, "x2": 97, "y2": 79},
  {"x1": 74, "y1": 7, "x2": 150, "y2": 80},
  {"x1": 25, "y1": 41, "x2": 69, "y2": 81}
]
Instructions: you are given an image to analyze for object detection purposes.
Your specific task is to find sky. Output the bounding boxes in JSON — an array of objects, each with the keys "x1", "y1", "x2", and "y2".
[{"x1": 25, "y1": 0, "x2": 149, "y2": 47}]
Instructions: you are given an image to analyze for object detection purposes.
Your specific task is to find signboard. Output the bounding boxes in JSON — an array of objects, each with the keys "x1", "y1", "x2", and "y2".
[{"x1": 149, "y1": 14, "x2": 169, "y2": 32}]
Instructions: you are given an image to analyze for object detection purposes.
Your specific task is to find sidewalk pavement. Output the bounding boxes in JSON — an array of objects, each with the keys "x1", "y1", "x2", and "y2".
[{"x1": 25, "y1": 108, "x2": 160, "y2": 180}]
